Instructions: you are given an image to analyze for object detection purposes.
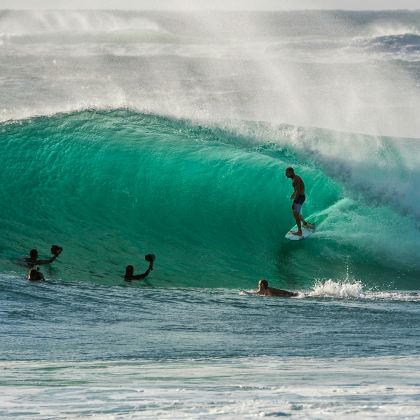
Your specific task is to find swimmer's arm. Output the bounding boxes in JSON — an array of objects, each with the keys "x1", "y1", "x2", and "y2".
[
  {"x1": 127, "y1": 264, "x2": 153, "y2": 281},
  {"x1": 36, "y1": 255, "x2": 58, "y2": 265}
]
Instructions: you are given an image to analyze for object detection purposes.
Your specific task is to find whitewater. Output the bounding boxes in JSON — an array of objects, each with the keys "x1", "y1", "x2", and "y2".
[{"x1": 0, "y1": 9, "x2": 419, "y2": 418}]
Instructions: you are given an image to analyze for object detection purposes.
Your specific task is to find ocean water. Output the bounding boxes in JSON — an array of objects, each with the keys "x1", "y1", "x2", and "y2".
[{"x1": 0, "y1": 9, "x2": 419, "y2": 418}]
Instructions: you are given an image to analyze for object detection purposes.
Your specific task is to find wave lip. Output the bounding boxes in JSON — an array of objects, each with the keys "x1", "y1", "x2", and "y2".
[{"x1": 366, "y1": 33, "x2": 420, "y2": 51}]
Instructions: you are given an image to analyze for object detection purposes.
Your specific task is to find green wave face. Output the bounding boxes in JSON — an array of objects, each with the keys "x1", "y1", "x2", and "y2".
[{"x1": 0, "y1": 110, "x2": 418, "y2": 288}]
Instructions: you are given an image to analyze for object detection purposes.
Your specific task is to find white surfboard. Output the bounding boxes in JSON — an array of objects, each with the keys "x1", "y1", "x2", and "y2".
[{"x1": 285, "y1": 224, "x2": 315, "y2": 241}]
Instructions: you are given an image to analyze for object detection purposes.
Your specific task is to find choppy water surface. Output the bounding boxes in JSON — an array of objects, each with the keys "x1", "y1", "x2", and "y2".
[{"x1": 1, "y1": 277, "x2": 419, "y2": 417}]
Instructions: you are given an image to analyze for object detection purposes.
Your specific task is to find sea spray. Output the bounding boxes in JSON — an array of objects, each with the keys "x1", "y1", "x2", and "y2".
[{"x1": 309, "y1": 279, "x2": 365, "y2": 298}]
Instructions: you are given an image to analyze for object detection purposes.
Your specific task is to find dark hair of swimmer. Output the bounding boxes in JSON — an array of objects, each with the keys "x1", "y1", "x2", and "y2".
[
  {"x1": 259, "y1": 279, "x2": 268, "y2": 288},
  {"x1": 125, "y1": 265, "x2": 134, "y2": 277},
  {"x1": 285, "y1": 167, "x2": 294, "y2": 175},
  {"x1": 28, "y1": 268, "x2": 44, "y2": 281},
  {"x1": 30, "y1": 249, "x2": 38, "y2": 260}
]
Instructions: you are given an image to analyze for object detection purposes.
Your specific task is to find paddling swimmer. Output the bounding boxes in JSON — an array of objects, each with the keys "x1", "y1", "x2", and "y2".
[
  {"x1": 285, "y1": 167, "x2": 314, "y2": 237},
  {"x1": 124, "y1": 254, "x2": 155, "y2": 282},
  {"x1": 257, "y1": 279, "x2": 298, "y2": 297},
  {"x1": 25, "y1": 245, "x2": 63, "y2": 268},
  {"x1": 28, "y1": 267, "x2": 45, "y2": 282}
]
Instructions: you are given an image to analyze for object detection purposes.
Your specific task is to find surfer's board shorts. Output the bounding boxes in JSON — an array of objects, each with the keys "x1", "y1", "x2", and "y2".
[{"x1": 292, "y1": 195, "x2": 306, "y2": 214}]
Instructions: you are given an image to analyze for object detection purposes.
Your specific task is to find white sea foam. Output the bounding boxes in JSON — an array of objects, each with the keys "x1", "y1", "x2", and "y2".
[
  {"x1": 308, "y1": 279, "x2": 364, "y2": 298},
  {"x1": 0, "y1": 356, "x2": 419, "y2": 418},
  {"x1": 305, "y1": 278, "x2": 420, "y2": 302}
]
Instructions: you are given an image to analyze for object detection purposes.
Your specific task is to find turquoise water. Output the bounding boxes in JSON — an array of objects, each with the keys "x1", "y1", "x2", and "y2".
[
  {"x1": 1, "y1": 9, "x2": 420, "y2": 418},
  {"x1": 1, "y1": 109, "x2": 419, "y2": 289}
]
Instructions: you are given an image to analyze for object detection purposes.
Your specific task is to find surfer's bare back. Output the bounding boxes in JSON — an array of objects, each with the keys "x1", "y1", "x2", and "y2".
[{"x1": 257, "y1": 279, "x2": 297, "y2": 297}]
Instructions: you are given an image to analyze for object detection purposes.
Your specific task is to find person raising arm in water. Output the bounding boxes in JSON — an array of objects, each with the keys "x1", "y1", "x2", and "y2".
[
  {"x1": 257, "y1": 279, "x2": 298, "y2": 297},
  {"x1": 285, "y1": 167, "x2": 314, "y2": 237},
  {"x1": 25, "y1": 245, "x2": 63, "y2": 268},
  {"x1": 124, "y1": 254, "x2": 155, "y2": 282}
]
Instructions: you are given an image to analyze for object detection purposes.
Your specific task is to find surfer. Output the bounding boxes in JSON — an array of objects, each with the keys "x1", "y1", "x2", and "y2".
[
  {"x1": 28, "y1": 267, "x2": 45, "y2": 281},
  {"x1": 257, "y1": 279, "x2": 298, "y2": 297},
  {"x1": 25, "y1": 245, "x2": 63, "y2": 268},
  {"x1": 285, "y1": 167, "x2": 314, "y2": 236},
  {"x1": 124, "y1": 254, "x2": 155, "y2": 282}
]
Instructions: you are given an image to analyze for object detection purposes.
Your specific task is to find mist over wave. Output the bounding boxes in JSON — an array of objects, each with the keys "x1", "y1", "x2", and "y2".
[{"x1": 1, "y1": 10, "x2": 420, "y2": 137}]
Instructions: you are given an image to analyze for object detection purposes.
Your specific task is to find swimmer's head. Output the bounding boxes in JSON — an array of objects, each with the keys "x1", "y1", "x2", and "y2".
[
  {"x1": 28, "y1": 268, "x2": 38, "y2": 281},
  {"x1": 258, "y1": 279, "x2": 268, "y2": 290},
  {"x1": 29, "y1": 249, "x2": 38, "y2": 260},
  {"x1": 125, "y1": 265, "x2": 134, "y2": 277}
]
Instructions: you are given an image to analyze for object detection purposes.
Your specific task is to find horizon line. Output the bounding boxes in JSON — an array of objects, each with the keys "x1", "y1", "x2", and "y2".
[{"x1": 1, "y1": 8, "x2": 420, "y2": 11}]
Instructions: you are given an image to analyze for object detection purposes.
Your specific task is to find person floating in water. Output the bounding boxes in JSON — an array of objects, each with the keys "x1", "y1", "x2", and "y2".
[
  {"x1": 124, "y1": 254, "x2": 155, "y2": 282},
  {"x1": 25, "y1": 245, "x2": 63, "y2": 268},
  {"x1": 285, "y1": 167, "x2": 314, "y2": 236},
  {"x1": 257, "y1": 279, "x2": 298, "y2": 297},
  {"x1": 28, "y1": 267, "x2": 45, "y2": 281}
]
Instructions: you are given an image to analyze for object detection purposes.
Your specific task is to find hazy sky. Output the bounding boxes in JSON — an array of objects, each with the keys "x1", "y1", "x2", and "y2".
[{"x1": 0, "y1": 0, "x2": 419, "y2": 10}]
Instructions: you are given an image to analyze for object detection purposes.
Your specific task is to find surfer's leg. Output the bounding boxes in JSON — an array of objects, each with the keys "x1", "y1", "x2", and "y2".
[
  {"x1": 291, "y1": 204, "x2": 303, "y2": 235},
  {"x1": 298, "y1": 200, "x2": 314, "y2": 229}
]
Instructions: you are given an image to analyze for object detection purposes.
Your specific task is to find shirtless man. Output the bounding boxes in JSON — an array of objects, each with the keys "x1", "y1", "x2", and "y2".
[
  {"x1": 25, "y1": 245, "x2": 63, "y2": 268},
  {"x1": 285, "y1": 167, "x2": 314, "y2": 236},
  {"x1": 124, "y1": 254, "x2": 155, "y2": 282},
  {"x1": 257, "y1": 279, "x2": 298, "y2": 297}
]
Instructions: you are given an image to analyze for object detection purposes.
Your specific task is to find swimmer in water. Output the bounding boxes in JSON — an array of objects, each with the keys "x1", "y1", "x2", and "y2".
[
  {"x1": 257, "y1": 279, "x2": 298, "y2": 297},
  {"x1": 124, "y1": 254, "x2": 155, "y2": 282},
  {"x1": 28, "y1": 267, "x2": 45, "y2": 281},
  {"x1": 25, "y1": 245, "x2": 63, "y2": 268}
]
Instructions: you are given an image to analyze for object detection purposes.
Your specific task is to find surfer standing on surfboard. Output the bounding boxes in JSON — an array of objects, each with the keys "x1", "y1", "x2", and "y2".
[{"x1": 285, "y1": 167, "x2": 314, "y2": 236}]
